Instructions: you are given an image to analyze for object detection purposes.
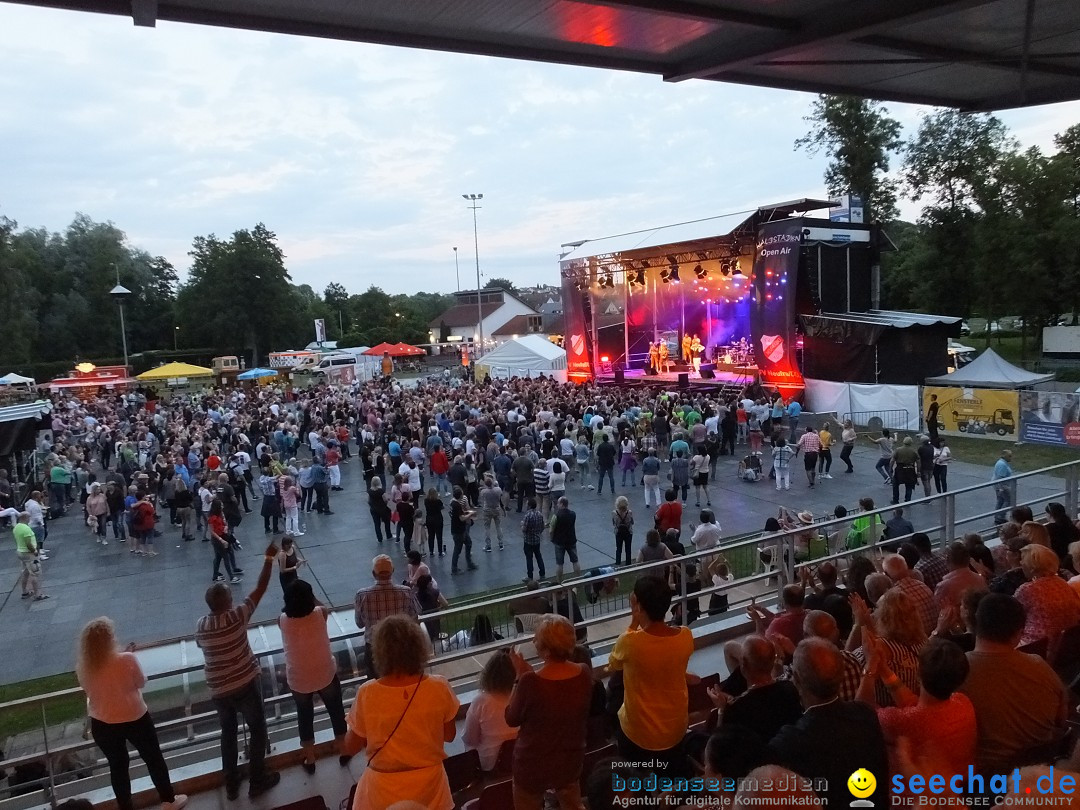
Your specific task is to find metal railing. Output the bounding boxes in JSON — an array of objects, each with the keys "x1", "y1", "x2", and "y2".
[
  {"x1": 2, "y1": 460, "x2": 1078, "y2": 808},
  {"x1": 843, "y1": 409, "x2": 912, "y2": 432}
]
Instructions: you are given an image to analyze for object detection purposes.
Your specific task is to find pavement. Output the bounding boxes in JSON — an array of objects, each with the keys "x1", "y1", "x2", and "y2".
[{"x1": 0, "y1": 441, "x2": 1069, "y2": 685}]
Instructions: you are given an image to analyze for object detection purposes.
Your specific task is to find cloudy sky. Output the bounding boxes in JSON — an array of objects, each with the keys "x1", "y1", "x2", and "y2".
[{"x1": 2, "y1": 4, "x2": 1080, "y2": 296}]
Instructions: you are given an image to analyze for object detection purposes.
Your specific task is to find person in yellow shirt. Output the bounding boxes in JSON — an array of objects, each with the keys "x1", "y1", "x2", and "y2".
[
  {"x1": 608, "y1": 576, "x2": 696, "y2": 778},
  {"x1": 818, "y1": 421, "x2": 834, "y2": 479},
  {"x1": 681, "y1": 334, "x2": 692, "y2": 364}
]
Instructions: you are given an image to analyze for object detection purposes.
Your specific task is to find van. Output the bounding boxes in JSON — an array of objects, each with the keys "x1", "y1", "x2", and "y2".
[{"x1": 315, "y1": 354, "x2": 357, "y2": 372}]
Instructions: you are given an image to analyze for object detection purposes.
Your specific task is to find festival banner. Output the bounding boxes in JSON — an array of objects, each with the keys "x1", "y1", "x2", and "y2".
[
  {"x1": 923, "y1": 386, "x2": 1019, "y2": 441},
  {"x1": 314, "y1": 318, "x2": 327, "y2": 344},
  {"x1": 1018, "y1": 390, "x2": 1080, "y2": 446},
  {"x1": 751, "y1": 221, "x2": 804, "y2": 392},
  {"x1": 562, "y1": 288, "x2": 593, "y2": 382}
]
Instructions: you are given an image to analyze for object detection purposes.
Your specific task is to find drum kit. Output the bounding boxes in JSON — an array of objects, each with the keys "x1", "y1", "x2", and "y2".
[{"x1": 716, "y1": 337, "x2": 753, "y2": 366}]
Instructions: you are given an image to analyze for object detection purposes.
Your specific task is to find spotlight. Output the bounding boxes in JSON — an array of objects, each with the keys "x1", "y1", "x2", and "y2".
[
  {"x1": 670, "y1": 266, "x2": 680, "y2": 283},
  {"x1": 732, "y1": 261, "x2": 743, "y2": 276},
  {"x1": 660, "y1": 266, "x2": 672, "y2": 284},
  {"x1": 694, "y1": 264, "x2": 707, "y2": 281},
  {"x1": 720, "y1": 260, "x2": 731, "y2": 277},
  {"x1": 663, "y1": 259, "x2": 680, "y2": 284},
  {"x1": 629, "y1": 269, "x2": 646, "y2": 287},
  {"x1": 598, "y1": 272, "x2": 614, "y2": 289}
]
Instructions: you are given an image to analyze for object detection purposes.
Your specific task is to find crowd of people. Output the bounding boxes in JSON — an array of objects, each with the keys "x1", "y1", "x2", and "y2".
[{"x1": 9, "y1": 370, "x2": 1080, "y2": 809}]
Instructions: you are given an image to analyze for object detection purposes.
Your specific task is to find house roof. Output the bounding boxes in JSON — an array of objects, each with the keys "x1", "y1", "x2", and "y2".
[
  {"x1": 26, "y1": 0, "x2": 1080, "y2": 111},
  {"x1": 429, "y1": 302, "x2": 502, "y2": 329},
  {"x1": 492, "y1": 314, "x2": 542, "y2": 336}
]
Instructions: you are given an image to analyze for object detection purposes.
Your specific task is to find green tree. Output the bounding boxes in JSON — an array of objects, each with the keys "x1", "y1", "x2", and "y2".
[
  {"x1": 483, "y1": 277, "x2": 517, "y2": 293},
  {"x1": 0, "y1": 215, "x2": 40, "y2": 366},
  {"x1": 795, "y1": 95, "x2": 903, "y2": 222}
]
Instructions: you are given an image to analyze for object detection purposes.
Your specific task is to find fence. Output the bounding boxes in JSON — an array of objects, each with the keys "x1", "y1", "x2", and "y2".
[
  {"x1": 843, "y1": 409, "x2": 911, "y2": 433},
  {"x1": 1, "y1": 460, "x2": 1078, "y2": 808}
]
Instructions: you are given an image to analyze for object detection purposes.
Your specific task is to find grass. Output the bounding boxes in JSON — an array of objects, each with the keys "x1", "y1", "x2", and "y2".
[
  {"x1": 0, "y1": 672, "x2": 82, "y2": 740},
  {"x1": 940, "y1": 435, "x2": 1080, "y2": 474}
]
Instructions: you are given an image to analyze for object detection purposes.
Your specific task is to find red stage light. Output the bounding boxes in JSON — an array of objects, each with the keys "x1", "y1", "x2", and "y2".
[{"x1": 600, "y1": 355, "x2": 610, "y2": 363}]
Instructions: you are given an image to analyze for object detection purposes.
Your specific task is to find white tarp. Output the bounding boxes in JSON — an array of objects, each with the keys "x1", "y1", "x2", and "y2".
[
  {"x1": 477, "y1": 335, "x2": 568, "y2": 383},
  {"x1": 0, "y1": 373, "x2": 35, "y2": 386},
  {"x1": 804, "y1": 379, "x2": 920, "y2": 432},
  {"x1": 925, "y1": 347, "x2": 1054, "y2": 389}
]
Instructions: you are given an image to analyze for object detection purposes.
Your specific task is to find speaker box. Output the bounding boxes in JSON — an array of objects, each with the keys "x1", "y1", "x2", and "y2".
[
  {"x1": 643, "y1": 365, "x2": 658, "y2": 376},
  {"x1": 614, "y1": 368, "x2": 625, "y2": 385},
  {"x1": 678, "y1": 372, "x2": 689, "y2": 389},
  {"x1": 699, "y1": 364, "x2": 715, "y2": 379}
]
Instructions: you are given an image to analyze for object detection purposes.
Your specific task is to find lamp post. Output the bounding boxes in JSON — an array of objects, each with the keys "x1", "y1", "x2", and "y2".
[
  {"x1": 453, "y1": 246, "x2": 460, "y2": 292},
  {"x1": 173, "y1": 326, "x2": 180, "y2": 352},
  {"x1": 109, "y1": 265, "x2": 131, "y2": 371},
  {"x1": 462, "y1": 194, "x2": 484, "y2": 356}
]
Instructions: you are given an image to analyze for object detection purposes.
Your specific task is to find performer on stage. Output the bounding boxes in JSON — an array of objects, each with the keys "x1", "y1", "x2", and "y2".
[
  {"x1": 648, "y1": 341, "x2": 660, "y2": 373},
  {"x1": 681, "y1": 333, "x2": 692, "y2": 364},
  {"x1": 690, "y1": 336, "x2": 704, "y2": 374},
  {"x1": 658, "y1": 341, "x2": 670, "y2": 373}
]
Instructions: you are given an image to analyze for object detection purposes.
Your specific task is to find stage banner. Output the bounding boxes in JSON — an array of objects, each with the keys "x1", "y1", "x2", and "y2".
[
  {"x1": 923, "y1": 386, "x2": 1019, "y2": 441},
  {"x1": 751, "y1": 221, "x2": 804, "y2": 392},
  {"x1": 1018, "y1": 390, "x2": 1080, "y2": 446},
  {"x1": 562, "y1": 289, "x2": 593, "y2": 382}
]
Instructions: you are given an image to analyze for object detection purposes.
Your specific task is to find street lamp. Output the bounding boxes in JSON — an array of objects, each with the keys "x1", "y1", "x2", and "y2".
[
  {"x1": 462, "y1": 193, "x2": 483, "y2": 356},
  {"x1": 109, "y1": 265, "x2": 131, "y2": 371},
  {"x1": 173, "y1": 326, "x2": 180, "y2": 351},
  {"x1": 453, "y1": 246, "x2": 460, "y2": 292}
]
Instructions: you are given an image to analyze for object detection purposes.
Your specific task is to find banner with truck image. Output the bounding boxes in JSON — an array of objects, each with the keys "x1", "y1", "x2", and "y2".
[{"x1": 923, "y1": 386, "x2": 1019, "y2": 441}]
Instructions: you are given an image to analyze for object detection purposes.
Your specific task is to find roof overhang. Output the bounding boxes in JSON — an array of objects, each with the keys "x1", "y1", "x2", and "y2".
[{"x1": 5, "y1": 0, "x2": 1080, "y2": 110}]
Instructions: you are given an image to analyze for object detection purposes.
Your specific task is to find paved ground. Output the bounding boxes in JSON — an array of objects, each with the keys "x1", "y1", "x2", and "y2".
[{"x1": 0, "y1": 441, "x2": 1069, "y2": 684}]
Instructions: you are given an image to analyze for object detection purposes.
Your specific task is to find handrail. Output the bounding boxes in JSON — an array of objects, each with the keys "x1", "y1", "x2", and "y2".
[{"x1": 2, "y1": 459, "x2": 1077, "y2": 806}]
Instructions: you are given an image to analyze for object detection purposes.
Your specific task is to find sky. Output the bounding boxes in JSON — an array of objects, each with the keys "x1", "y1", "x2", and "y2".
[{"x1": 2, "y1": 5, "x2": 1080, "y2": 297}]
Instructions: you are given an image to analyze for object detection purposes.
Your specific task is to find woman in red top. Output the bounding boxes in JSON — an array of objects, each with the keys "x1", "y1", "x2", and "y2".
[
  {"x1": 429, "y1": 445, "x2": 450, "y2": 496},
  {"x1": 654, "y1": 488, "x2": 683, "y2": 536},
  {"x1": 206, "y1": 500, "x2": 238, "y2": 583}
]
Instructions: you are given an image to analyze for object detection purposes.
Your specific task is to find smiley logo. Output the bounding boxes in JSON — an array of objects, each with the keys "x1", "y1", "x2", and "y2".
[{"x1": 848, "y1": 769, "x2": 877, "y2": 799}]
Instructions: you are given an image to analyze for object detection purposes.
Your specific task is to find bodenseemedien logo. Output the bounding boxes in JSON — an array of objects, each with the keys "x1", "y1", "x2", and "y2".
[{"x1": 848, "y1": 768, "x2": 877, "y2": 807}]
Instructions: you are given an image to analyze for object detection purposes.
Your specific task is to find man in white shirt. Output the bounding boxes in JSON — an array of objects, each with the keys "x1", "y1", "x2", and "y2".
[{"x1": 24, "y1": 492, "x2": 48, "y2": 560}]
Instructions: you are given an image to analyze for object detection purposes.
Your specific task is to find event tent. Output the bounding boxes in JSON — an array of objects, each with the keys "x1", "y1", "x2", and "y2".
[
  {"x1": 392, "y1": 343, "x2": 426, "y2": 356},
  {"x1": 136, "y1": 362, "x2": 213, "y2": 381},
  {"x1": 0, "y1": 373, "x2": 35, "y2": 386},
  {"x1": 476, "y1": 335, "x2": 567, "y2": 383},
  {"x1": 924, "y1": 347, "x2": 1054, "y2": 390},
  {"x1": 363, "y1": 343, "x2": 423, "y2": 358}
]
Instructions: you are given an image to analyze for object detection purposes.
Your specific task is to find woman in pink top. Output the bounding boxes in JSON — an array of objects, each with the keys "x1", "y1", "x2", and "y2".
[
  {"x1": 76, "y1": 617, "x2": 186, "y2": 810},
  {"x1": 278, "y1": 580, "x2": 348, "y2": 772},
  {"x1": 281, "y1": 475, "x2": 302, "y2": 536}
]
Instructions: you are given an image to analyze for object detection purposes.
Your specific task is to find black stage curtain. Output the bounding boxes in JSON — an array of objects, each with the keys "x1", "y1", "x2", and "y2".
[
  {"x1": 0, "y1": 417, "x2": 41, "y2": 458},
  {"x1": 802, "y1": 336, "x2": 876, "y2": 383}
]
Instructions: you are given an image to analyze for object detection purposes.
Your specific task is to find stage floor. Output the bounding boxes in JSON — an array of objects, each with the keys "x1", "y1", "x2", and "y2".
[{"x1": 596, "y1": 366, "x2": 755, "y2": 392}]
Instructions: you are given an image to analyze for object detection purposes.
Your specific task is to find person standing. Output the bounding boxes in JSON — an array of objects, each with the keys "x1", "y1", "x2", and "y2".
[
  {"x1": 926, "y1": 394, "x2": 940, "y2": 445},
  {"x1": 311, "y1": 457, "x2": 332, "y2": 515},
  {"x1": 690, "y1": 450, "x2": 711, "y2": 507},
  {"x1": 276, "y1": 535, "x2": 305, "y2": 592},
  {"x1": 550, "y1": 496, "x2": 581, "y2": 583},
  {"x1": 871, "y1": 428, "x2": 894, "y2": 485},
  {"x1": 76, "y1": 618, "x2": 186, "y2": 810},
  {"x1": 279, "y1": 580, "x2": 348, "y2": 773},
  {"x1": 771, "y1": 438, "x2": 795, "y2": 492},
  {"x1": 839, "y1": 419, "x2": 857, "y2": 474},
  {"x1": 353, "y1": 554, "x2": 421, "y2": 677},
  {"x1": 521, "y1": 497, "x2": 547, "y2": 582},
  {"x1": 49, "y1": 461, "x2": 71, "y2": 518},
  {"x1": 574, "y1": 435, "x2": 592, "y2": 489},
  {"x1": 25, "y1": 490, "x2": 48, "y2": 561},
  {"x1": 206, "y1": 500, "x2": 240, "y2": 584},
  {"x1": 423, "y1": 488, "x2": 445, "y2": 557},
  {"x1": 890, "y1": 437, "x2": 919, "y2": 505},
  {"x1": 195, "y1": 542, "x2": 282, "y2": 801},
  {"x1": 817, "y1": 422, "x2": 834, "y2": 479},
  {"x1": 992, "y1": 450, "x2": 1014, "y2": 525},
  {"x1": 795, "y1": 427, "x2": 821, "y2": 488},
  {"x1": 641, "y1": 449, "x2": 661, "y2": 509},
  {"x1": 449, "y1": 487, "x2": 478, "y2": 574},
  {"x1": 612, "y1": 496, "x2": 635, "y2": 566},
  {"x1": 932, "y1": 438, "x2": 951, "y2": 494},
  {"x1": 595, "y1": 434, "x2": 617, "y2": 496},
  {"x1": 479, "y1": 475, "x2": 505, "y2": 552},
  {"x1": 513, "y1": 449, "x2": 536, "y2": 512},
  {"x1": 917, "y1": 435, "x2": 936, "y2": 498},
  {"x1": 14, "y1": 512, "x2": 47, "y2": 600}
]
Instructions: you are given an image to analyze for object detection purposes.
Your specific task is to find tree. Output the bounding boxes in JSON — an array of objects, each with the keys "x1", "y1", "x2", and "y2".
[
  {"x1": 795, "y1": 95, "x2": 903, "y2": 222},
  {"x1": 483, "y1": 277, "x2": 517, "y2": 293}
]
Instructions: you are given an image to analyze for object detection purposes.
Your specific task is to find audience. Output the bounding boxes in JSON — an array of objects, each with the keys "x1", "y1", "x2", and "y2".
[
  {"x1": 934, "y1": 542, "x2": 988, "y2": 614},
  {"x1": 462, "y1": 650, "x2": 518, "y2": 772},
  {"x1": 1014, "y1": 544, "x2": 1080, "y2": 647},
  {"x1": 708, "y1": 635, "x2": 802, "y2": 741},
  {"x1": 881, "y1": 553, "x2": 937, "y2": 638},
  {"x1": 959, "y1": 594, "x2": 1068, "y2": 773},
  {"x1": 849, "y1": 589, "x2": 926, "y2": 706},
  {"x1": 911, "y1": 532, "x2": 948, "y2": 590}
]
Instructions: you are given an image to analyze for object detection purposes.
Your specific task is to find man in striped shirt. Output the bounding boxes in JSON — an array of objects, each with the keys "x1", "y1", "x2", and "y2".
[
  {"x1": 195, "y1": 542, "x2": 281, "y2": 801},
  {"x1": 532, "y1": 459, "x2": 552, "y2": 518}
]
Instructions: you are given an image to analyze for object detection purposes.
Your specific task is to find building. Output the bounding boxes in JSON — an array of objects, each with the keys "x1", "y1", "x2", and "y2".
[{"x1": 427, "y1": 288, "x2": 539, "y2": 352}]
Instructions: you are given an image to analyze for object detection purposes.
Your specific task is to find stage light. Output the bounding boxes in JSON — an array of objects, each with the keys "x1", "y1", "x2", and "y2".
[
  {"x1": 694, "y1": 264, "x2": 707, "y2": 281},
  {"x1": 598, "y1": 272, "x2": 614, "y2": 289},
  {"x1": 629, "y1": 269, "x2": 646, "y2": 287},
  {"x1": 732, "y1": 262, "x2": 744, "y2": 277},
  {"x1": 600, "y1": 355, "x2": 610, "y2": 363}
]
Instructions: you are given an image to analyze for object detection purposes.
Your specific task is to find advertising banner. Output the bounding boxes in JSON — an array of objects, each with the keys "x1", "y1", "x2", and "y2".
[
  {"x1": 1019, "y1": 390, "x2": 1080, "y2": 446},
  {"x1": 751, "y1": 221, "x2": 804, "y2": 392},
  {"x1": 923, "y1": 386, "x2": 1020, "y2": 441},
  {"x1": 562, "y1": 289, "x2": 593, "y2": 382},
  {"x1": 314, "y1": 318, "x2": 327, "y2": 344}
]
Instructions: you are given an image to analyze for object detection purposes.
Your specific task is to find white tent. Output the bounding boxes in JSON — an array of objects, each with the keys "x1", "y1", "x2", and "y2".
[
  {"x1": 0, "y1": 373, "x2": 36, "y2": 386},
  {"x1": 925, "y1": 347, "x2": 1054, "y2": 389},
  {"x1": 476, "y1": 335, "x2": 568, "y2": 383}
]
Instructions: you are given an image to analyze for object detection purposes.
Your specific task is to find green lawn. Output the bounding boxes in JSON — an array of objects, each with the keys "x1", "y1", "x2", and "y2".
[
  {"x1": 941, "y1": 435, "x2": 1080, "y2": 473},
  {"x1": 0, "y1": 672, "x2": 83, "y2": 740}
]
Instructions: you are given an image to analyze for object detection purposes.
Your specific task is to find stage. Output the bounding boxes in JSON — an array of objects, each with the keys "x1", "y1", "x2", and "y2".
[{"x1": 595, "y1": 364, "x2": 757, "y2": 395}]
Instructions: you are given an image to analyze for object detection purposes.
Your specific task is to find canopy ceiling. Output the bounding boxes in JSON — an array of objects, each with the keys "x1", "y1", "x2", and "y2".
[{"x1": 7, "y1": 0, "x2": 1080, "y2": 110}]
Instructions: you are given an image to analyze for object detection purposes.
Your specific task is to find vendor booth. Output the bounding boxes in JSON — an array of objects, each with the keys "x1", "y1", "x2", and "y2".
[
  {"x1": 475, "y1": 335, "x2": 567, "y2": 383},
  {"x1": 136, "y1": 362, "x2": 214, "y2": 397}
]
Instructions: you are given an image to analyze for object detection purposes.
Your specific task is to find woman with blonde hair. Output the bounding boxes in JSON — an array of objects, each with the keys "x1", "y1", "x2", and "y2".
[
  {"x1": 1021, "y1": 520, "x2": 1052, "y2": 550},
  {"x1": 1015, "y1": 544, "x2": 1080, "y2": 647},
  {"x1": 506, "y1": 614, "x2": 593, "y2": 810},
  {"x1": 76, "y1": 618, "x2": 186, "y2": 810},
  {"x1": 612, "y1": 495, "x2": 634, "y2": 566},
  {"x1": 341, "y1": 615, "x2": 459, "y2": 810},
  {"x1": 849, "y1": 588, "x2": 926, "y2": 707}
]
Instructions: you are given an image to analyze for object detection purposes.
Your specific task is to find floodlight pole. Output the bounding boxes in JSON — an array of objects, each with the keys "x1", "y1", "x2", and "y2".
[
  {"x1": 109, "y1": 264, "x2": 132, "y2": 371},
  {"x1": 463, "y1": 194, "x2": 484, "y2": 357},
  {"x1": 453, "y1": 246, "x2": 460, "y2": 292}
]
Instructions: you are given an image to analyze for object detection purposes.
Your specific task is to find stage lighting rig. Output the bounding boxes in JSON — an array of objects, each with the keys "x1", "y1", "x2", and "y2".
[
  {"x1": 694, "y1": 264, "x2": 707, "y2": 281},
  {"x1": 598, "y1": 272, "x2": 614, "y2": 289}
]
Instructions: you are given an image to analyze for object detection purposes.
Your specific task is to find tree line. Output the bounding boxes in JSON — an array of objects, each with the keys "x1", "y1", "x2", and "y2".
[
  {"x1": 797, "y1": 98, "x2": 1080, "y2": 355},
  {"x1": 0, "y1": 215, "x2": 453, "y2": 375}
]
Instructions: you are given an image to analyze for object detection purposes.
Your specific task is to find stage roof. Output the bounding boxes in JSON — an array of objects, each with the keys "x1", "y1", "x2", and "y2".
[{"x1": 8, "y1": 0, "x2": 1080, "y2": 110}]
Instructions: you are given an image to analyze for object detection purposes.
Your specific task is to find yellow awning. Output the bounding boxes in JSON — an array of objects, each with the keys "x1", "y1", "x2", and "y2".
[{"x1": 136, "y1": 362, "x2": 214, "y2": 381}]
